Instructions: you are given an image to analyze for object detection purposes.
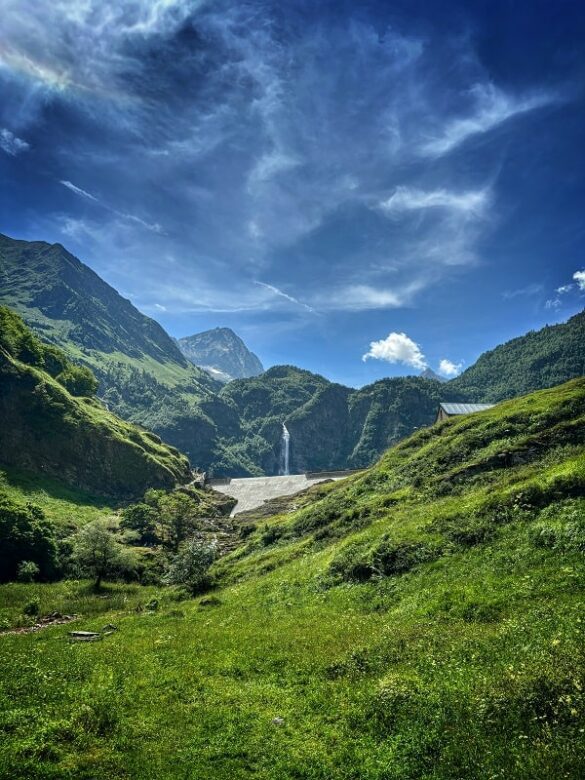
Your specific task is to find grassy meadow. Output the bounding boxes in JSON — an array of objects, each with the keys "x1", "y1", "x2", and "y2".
[{"x1": 1, "y1": 380, "x2": 584, "y2": 778}]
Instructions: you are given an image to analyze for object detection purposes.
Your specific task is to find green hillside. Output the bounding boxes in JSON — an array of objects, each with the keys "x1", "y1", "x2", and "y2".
[
  {"x1": 0, "y1": 234, "x2": 239, "y2": 466},
  {"x1": 0, "y1": 307, "x2": 191, "y2": 498},
  {"x1": 2, "y1": 233, "x2": 584, "y2": 477},
  {"x1": 449, "y1": 309, "x2": 585, "y2": 402},
  {"x1": 215, "y1": 367, "x2": 449, "y2": 476},
  {"x1": 0, "y1": 379, "x2": 583, "y2": 778}
]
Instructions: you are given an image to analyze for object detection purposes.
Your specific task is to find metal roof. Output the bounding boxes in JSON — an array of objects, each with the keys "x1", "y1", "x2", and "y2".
[{"x1": 439, "y1": 402, "x2": 495, "y2": 415}]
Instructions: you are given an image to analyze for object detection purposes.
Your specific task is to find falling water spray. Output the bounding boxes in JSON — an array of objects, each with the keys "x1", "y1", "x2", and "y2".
[{"x1": 281, "y1": 423, "x2": 290, "y2": 475}]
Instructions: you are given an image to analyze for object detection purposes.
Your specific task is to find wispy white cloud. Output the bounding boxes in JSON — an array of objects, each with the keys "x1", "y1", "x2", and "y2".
[
  {"x1": 254, "y1": 281, "x2": 315, "y2": 313},
  {"x1": 362, "y1": 331, "x2": 427, "y2": 369},
  {"x1": 544, "y1": 271, "x2": 584, "y2": 309},
  {"x1": 545, "y1": 297, "x2": 562, "y2": 310},
  {"x1": 503, "y1": 283, "x2": 544, "y2": 300},
  {"x1": 380, "y1": 187, "x2": 490, "y2": 217},
  {"x1": 60, "y1": 179, "x2": 99, "y2": 202},
  {"x1": 322, "y1": 285, "x2": 407, "y2": 312},
  {"x1": 420, "y1": 83, "x2": 555, "y2": 157},
  {"x1": 60, "y1": 179, "x2": 163, "y2": 233},
  {"x1": 438, "y1": 358, "x2": 463, "y2": 377},
  {"x1": 0, "y1": 128, "x2": 29, "y2": 155}
]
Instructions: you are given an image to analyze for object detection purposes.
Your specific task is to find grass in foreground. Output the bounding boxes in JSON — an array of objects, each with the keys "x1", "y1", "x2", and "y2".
[{"x1": 0, "y1": 380, "x2": 584, "y2": 779}]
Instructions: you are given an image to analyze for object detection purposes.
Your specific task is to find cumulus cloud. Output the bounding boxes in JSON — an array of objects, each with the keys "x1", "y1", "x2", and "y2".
[
  {"x1": 438, "y1": 359, "x2": 463, "y2": 378},
  {"x1": 362, "y1": 332, "x2": 427, "y2": 369},
  {"x1": 573, "y1": 270, "x2": 585, "y2": 291},
  {"x1": 0, "y1": 128, "x2": 29, "y2": 155}
]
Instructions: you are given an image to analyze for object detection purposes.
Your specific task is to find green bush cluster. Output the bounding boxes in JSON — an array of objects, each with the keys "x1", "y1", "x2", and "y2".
[
  {"x1": 0, "y1": 305, "x2": 98, "y2": 397},
  {"x1": 0, "y1": 496, "x2": 58, "y2": 582}
]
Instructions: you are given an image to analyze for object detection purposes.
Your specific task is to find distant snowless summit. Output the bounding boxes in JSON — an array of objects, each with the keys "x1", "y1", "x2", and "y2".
[
  {"x1": 176, "y1": 327, "x2": 264, "y2": 383},
  {"x1": 420, "y1": 368, "x2": 447, "y2": 383}
]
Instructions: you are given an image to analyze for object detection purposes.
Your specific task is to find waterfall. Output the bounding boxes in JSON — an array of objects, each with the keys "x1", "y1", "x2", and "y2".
[{"x1": 281, "y1": 423, "x2": 290, "y2": 476}]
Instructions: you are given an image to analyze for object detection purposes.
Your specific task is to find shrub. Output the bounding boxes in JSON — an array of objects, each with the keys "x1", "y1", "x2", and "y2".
[
  {"x1": 372, "y1": 536, "x2": 442, "y2": 576},
  {"x1": 329, "y1": 542, "x2": 374, "y2": 582},
  {"x1": 261, "y1": 524, "x2": 284, "y2": 546},
  {"x1": 17, "y1": 560, "x2": 40, "y2": 583},
  {"x1": 0, "y1": 497, "x2": 58, "y2": 582},
  {"x1": 56, "y1": 364, "x2": 98, "y2": 397},
  {"x1": 120, "y1": 502, "x2": 160, "y2": 545},
  {"x1": 163, "y1": 539, "x2": 217, "y2": 594},
  {"x1": 70, "y1": 519, "x2": 136, "y2": 590},
  {"x1": 23, "y1": 597, "x2": 40, "y2": 617}
]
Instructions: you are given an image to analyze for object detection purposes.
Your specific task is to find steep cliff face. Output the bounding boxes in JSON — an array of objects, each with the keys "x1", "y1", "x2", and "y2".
[
  {"x1": 346, "y1": 377, "x2": 448, "y2": 467},
  {"x1": 211, "y1": 367, "x2": 446, "y2": 476},
  {"x1": 177, "y1": 327, "x2": 264, "y2": 382},
  {"x1": 0, "y1": 307, "x2": 191, "y2": 498}
]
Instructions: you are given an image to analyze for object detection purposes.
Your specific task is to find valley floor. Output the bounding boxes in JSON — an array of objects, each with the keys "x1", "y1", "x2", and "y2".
[
  {"x1": 1, "y1": 380, "x2": 584, "y2": 778},
  {"x1": 1, "y1": 513, "x2": 583, "y2": 779}
]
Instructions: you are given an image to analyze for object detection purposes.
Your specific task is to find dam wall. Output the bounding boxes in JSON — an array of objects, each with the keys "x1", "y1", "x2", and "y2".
[{"x1": 208, "y1": 470, "x2": 359, "y2": 516}]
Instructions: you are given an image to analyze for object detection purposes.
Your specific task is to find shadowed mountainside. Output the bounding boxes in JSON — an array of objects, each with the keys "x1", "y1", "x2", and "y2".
[{"x1": 0, "y1": 307, "x2": 191, "y2": 498}]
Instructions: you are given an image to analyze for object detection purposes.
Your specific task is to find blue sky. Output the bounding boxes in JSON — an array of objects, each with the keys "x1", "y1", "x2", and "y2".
[{"x1": 1, "y1": 0, "x2": 584, "y2": 387}]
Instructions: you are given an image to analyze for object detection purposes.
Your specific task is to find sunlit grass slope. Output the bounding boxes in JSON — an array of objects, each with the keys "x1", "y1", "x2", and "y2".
[{"x1": 0, "y1": 379, "x2": 584, "y2": 779}]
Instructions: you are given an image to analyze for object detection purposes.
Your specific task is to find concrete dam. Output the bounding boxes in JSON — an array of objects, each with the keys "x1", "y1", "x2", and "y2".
[{"x1": 208, "y1": 471, "x2": 358, "y2": 516}]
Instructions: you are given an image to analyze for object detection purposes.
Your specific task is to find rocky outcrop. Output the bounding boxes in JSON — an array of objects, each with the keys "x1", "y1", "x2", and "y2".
[{"x1": 177, "y1": 328, "x2": 264, "y2": 382}]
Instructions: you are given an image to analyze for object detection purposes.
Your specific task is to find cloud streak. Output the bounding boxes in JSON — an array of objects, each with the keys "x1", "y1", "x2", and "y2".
[
  {"x1": 419, "y1": 84, "x2": 555, "y2": 158},
  {"x1": 60, "y1": 179, "x2": 162, "y2": 234},
  {"x1": 380, "y1": 187, "x2": 490, "y2": 217},
  {"x1": 254, "y1": 281, "x2": 315, "y2": 313}
]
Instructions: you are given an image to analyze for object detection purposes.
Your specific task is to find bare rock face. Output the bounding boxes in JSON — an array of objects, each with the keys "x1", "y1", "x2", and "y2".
[{"x1": 177, "y1": 328, "x2": 264, "y2": 383}]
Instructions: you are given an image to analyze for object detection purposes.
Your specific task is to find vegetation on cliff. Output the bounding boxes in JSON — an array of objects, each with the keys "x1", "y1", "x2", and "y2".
[{"x1": 0, "y1": 306, "x2": 192, "y2": 498}]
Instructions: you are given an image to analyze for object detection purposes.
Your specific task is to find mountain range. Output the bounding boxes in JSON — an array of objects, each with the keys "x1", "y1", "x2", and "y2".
[{"x1": 1, "y1": 232, "x2": 584, "y2": 477}]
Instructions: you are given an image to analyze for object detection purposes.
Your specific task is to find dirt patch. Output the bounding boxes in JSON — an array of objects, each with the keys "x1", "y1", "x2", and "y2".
[{"x1": 0, "y1": 612, "x2": 78, "y2": 636}]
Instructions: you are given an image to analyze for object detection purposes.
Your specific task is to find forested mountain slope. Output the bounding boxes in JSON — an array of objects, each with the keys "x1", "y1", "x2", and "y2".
[
  {"x1": 449, "y1": 309, "x2": 585, "y2": 402},
  {"x1": 0, "y1": 233, "x2": 239, "y2": 465},
  {"x1": 2, "y1": 232, "x2": 583, "y2": 477},
  {"x1": 0, "y1": 307, "x2": 191, "y2": 498}
]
